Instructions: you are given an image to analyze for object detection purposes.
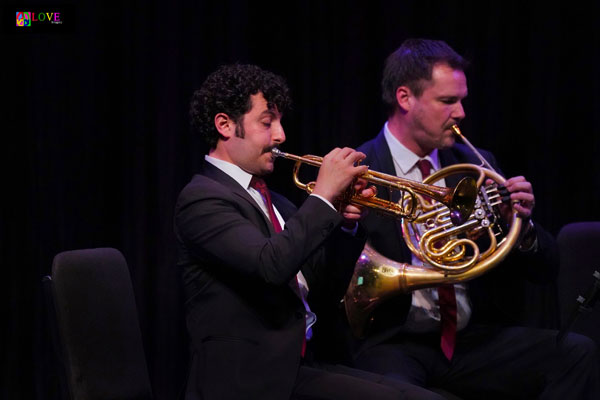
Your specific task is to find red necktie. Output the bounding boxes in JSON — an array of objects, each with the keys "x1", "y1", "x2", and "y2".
[
  {"x1": 250, "y1": 177, "x2": 307, "y2": 356},
  {"x1": 250, "y1": 177, "x2": 282, "y2": 232},
  {"x1": 416, "y1": 160, "x2": 457, "y2": 360}
]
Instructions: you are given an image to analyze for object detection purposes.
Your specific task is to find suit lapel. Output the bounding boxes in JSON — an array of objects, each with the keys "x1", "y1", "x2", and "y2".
[
  {"x1": 200, "y1": 161, "x2": 303, "y2": 300},
  {"x1": 200, "y1": 161, "x2": 275, "y2": 235},
  {"x1": 438, "y1": 147, "x2": 463, "y2": 189},
  {"x1": 371, "y1": 130, "x2": 401, "y2": 203},
  {"x1": 370, "y1": 130, "x2": 413, "y2": 262}
]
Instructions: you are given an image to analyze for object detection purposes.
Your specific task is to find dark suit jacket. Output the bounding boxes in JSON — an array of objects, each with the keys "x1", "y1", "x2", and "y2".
[
  {"x1": 174, "y1": 161, "x2": 366, "y2": 400},
  {"x1": 355, "y1": 129, "x2": 559, "y2": 350}
]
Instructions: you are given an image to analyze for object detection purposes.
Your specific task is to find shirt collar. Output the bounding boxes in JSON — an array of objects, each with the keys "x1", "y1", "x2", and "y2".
[
  {"x1": 383, "y1": 122, "x2": 440, "y2": 174},
  {"x1": 205, "y1": 155, "x2": 254, "y2": 189}
]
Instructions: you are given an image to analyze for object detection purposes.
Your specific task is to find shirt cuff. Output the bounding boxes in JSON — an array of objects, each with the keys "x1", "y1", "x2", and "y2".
[
  {"x1": 309, "y1": 193, "x2": 336, "y2": 211},
  {"x1": 309, "y1": 194, "x2": 358, "y2": 236},
  {"x1": 518, "y1": 219, "x2": 538, "y2": 253},
  {"x1": 340, "y1": 222, "x2": 359, "y2": 236}
]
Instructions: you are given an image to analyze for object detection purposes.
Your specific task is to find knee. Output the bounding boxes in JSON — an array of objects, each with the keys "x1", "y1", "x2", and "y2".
[{"x1": 561, "y1": 332, "x2": 599, "y2": 367}]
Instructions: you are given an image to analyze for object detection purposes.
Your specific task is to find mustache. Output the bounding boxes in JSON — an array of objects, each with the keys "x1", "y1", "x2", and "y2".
[{"x1": 445, "y1": 121, "x2": 462, "y2": 129}]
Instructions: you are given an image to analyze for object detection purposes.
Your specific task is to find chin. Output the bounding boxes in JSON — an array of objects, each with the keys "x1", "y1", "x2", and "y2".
[
  {"x1": 441, "y1": 136, "x2": 456, "y2": 148},
  {"x1": 261, "y1": 163, "x2": 275, "y2": 176}
]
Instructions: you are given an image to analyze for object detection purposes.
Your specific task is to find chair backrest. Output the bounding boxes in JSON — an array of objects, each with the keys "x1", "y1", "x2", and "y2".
[
  {"x1": 557, "y1": 222, "x2": 600, "y2": 346},
  {"x1": 46, "y1": 248, "x2": 153, "y2": 400}
]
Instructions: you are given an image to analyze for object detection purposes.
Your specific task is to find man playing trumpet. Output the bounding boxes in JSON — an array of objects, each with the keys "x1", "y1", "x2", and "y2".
[{"x1": 175, "y1": 63, "x2": 445, "y2": 400}]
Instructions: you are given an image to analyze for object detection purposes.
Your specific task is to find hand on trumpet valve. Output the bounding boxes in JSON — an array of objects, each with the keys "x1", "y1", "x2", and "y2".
[
  {"x1": 312, "y1": 147, "x2": 368, "y2": 203},
  {"x1": 339, "y1": 178, "x2": 377, "y2": 228}
]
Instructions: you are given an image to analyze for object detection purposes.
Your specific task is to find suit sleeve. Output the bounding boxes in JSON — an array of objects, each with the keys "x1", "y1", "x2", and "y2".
[
  {"x1": 304, "y1": 226, "x2": 367, "y2": 303},
  {"x1": 175, "y1": 180, "x2": 345, "y2": 286},
  {"x1": 482, "y1": 149, "x2": 559, "y2": 282},
  {"x1": 271, "y1": 191, "x2": 368, "y2": 304}
]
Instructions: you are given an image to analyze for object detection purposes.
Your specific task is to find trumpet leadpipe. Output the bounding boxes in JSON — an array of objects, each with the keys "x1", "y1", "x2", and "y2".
[{"x1": 271, "y1": 147, "x2": 477, "y2": 225}]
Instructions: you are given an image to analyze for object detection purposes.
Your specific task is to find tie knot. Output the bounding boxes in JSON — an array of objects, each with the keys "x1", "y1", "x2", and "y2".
[
  {"x1": 250, "y1": 176, "x2": 268, "y2": 193},
  {"x1": 416, "y1": 159, "x2": 433, "y2": 179}
]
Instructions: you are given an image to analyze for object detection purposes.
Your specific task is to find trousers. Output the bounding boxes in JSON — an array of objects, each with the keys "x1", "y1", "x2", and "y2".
[{"x1": 355, "y1": 325, "x2": 599, "y2": 400}]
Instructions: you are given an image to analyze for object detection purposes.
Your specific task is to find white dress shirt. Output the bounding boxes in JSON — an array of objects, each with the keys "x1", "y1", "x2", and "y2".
[{"x1": 383, "y1": 124, "x2": 472, "y2": 333}]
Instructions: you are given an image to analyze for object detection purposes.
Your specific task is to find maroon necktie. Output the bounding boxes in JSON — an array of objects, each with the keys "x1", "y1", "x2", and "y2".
[
  {"x1": 416, "y1": 159, "x2": 457, "y2": 360},
  {"x1": 250, "y1": 177, "x2": 282, "y2": 233},
  {"x1": 250, "y1": 176, "x2": 307, "y2": 356}
]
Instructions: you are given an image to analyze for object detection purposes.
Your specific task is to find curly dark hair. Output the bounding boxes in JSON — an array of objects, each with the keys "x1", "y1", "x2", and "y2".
[
  {"x1": 190, "y1": 64, "x2": 292, "y2": 149},
  {"x1": 382, "y1": 38, "x2": 469, "y2": 115}
]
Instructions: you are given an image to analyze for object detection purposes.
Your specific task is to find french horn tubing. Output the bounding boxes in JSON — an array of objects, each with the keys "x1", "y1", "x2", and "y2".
[{"x1": 343, "y1": 125, "x2": 523, "y2": 338}]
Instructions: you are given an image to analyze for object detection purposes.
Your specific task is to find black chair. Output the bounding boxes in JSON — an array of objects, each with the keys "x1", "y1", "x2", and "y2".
[
  {"x1": 557, "y1": 222, "x2": 600, "y2": 348},
  {"x1": 43, "y1": 248, "x2": 153, "y2": 400}
]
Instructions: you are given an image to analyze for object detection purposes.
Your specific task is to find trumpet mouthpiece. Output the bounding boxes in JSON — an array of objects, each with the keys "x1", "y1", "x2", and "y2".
[{"x1": 271, "y1": 148, "x2": 284, "y2": 157}]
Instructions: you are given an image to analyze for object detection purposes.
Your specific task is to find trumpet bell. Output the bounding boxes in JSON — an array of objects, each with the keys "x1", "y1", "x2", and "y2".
[{"x1": 449, "y1": 176, "x2": 478, "y2": 225}]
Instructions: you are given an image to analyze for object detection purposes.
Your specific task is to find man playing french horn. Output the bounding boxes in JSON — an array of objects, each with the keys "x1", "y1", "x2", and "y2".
[{"x1": 346, "y1": 39, "x2": 599, "y2": 399}]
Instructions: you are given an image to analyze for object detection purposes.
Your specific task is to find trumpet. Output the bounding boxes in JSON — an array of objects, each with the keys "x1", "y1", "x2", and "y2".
[{"x1": 271, "y1": 148, "x2": 478, "y2": 225}]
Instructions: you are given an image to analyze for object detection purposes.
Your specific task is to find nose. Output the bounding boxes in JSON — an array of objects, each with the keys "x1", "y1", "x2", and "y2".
[
  {"x1": 273, "y1": 121, "x2": 286, "y2": 144},
  {"x1": 452, "y1": 101, "x2": 466, "y2": 121}
]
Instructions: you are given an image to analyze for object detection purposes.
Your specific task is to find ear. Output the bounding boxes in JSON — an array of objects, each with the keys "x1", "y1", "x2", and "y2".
[
  {"x1": 214, "y1": 113, "x2": 234, "y2": 139},
  {"x1": 395, "y1": 86, "x2": 412, "y2": 112}
]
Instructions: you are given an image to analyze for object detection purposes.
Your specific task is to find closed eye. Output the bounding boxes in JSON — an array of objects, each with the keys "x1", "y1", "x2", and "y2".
[{"x1": 440, "y1": 97, "x2": 459, "y2": 104}]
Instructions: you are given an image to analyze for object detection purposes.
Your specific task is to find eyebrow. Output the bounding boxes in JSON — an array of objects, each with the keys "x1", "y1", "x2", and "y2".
[
  {"x1": 438, "y1": 93, "x2": 468, "y2": 101},
  {"x1": 259, "y1": 110, "x2": 279, "y2": 118}
]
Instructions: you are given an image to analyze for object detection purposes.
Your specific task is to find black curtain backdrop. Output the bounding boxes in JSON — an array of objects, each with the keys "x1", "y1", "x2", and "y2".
[{"x1": 3, "y1": 1, "x2": 600, "y2": 399}]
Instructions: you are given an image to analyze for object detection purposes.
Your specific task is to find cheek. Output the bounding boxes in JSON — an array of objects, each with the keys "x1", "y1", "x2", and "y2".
[
  {"x1": 256, "y1": 132, "x2": 271, "y2": 147},
  {"x1": 250, "y1": 136, "x2": 267, "y2": 150},
  {"x1": 443, "y1": 106, "x2": 455, "y2": 118}
]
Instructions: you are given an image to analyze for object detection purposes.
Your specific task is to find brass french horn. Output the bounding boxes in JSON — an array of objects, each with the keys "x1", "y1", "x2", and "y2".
[{"x1": 343, "y1": 125, "x2": 523, "y2": 338}]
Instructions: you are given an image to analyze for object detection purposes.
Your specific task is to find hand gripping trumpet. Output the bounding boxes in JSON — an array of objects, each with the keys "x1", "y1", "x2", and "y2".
[
  {"x1": 270, "y1": 147, "x2": 478, "y2": 225},
  {"x1": 343, "y1": 125, "x2": 523, "y2": 338}
]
